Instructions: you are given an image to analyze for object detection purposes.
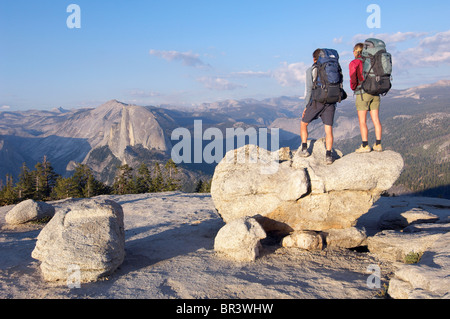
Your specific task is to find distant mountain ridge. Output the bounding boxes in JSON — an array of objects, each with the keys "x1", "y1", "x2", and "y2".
[
  {"x1": 0, "y1": 100, "x2": 175, "y2": 184},
  {"x1": 0, "y1": 80, "x2": 449, "y2": 196}
]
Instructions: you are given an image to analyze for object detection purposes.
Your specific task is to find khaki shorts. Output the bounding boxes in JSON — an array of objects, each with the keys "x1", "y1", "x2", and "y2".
[{"x1": 355, "y1": 93, "x2": 380, "y2": 111}]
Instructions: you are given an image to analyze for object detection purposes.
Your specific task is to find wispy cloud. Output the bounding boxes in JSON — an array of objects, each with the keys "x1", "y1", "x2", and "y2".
[
  {"x1": 231, "y1": 70, "x2": 271, "y2": 78},
  {"x1": 352, "y1": 31, "x2": 428, "y2": 44},
  {"x1": 418, "y1": 30, "x2": 450, "y2": 64},
  {"x1": 149, "y1": 49, "x2": 211, "y2": 69},
  {"x1": 1, "y1": 105, "x2": 10, "y2": 110},
  {"x1": 230, "y1": 62, "x2": 309, "y2": 87},
  {"x1": 126, "y1": 90, "x2": 162, "y2": 98},
  {"x1": 333, "y1": 37, "x2": 343, "y2": 44},
  {"x1": 197, "y1": 76, "x2": 246, "y2": 91},
  {"x1": 394, "y1": 30, "x2": 450, "y2": 70}
]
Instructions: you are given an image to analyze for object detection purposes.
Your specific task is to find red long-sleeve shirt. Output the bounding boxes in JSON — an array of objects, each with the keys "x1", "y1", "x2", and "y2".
[{"x1": 349, "y1": 58, "x2": 364, "y2": 92}]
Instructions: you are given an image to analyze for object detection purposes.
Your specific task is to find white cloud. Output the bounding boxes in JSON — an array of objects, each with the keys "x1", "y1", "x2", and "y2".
[
  {"x1": 149, "y1": 49, "x2": 211, "y2": 69},
  {"x1": 1, "y1": 105, "x2": 10, "y2": 110},
  {"x1": 352, "y1": 31, "x2": 428, "y2": 44},
  {"x1": 422, "y1": 51, "x2": 450, "y2": 63},
  {"x1": 127, "y1": 90, "x2": 162, "y2": 98},
  {"x1": 231, "y1": 70, "x2": 270, "y2": 78},
  {"x1": 272, "y1": 62, "x2": 309, "y2": 87},
  {"x1": 395, "y1": 30, "x2": 450, "y2": 69},
  {"x1": 197, "y1": 76, "x2": 246, "y2": 91},
  {"x1": 333, "y1": 37, "x2": 343, "y2": 44},
  {"x1": 413, "y1": 30, "x2": 450, "y2": 46},
  {"x1": 418, "y1": 30, "x2": 450, "y2": 64},
  {"x1": 229, "y1": 62, "x2": 309, "y2": 88}
]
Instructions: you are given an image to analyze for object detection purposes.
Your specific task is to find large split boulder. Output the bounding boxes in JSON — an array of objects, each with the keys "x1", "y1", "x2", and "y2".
[
  {"x1": 211, "y1": 139, "x2": 404, "y2": 235},
  {"x1": 32, "y1": 198, "x2": 125, "y2": 283},
  {"x1": 211, "y1": 145, "x2": 309, "y2": 228}
]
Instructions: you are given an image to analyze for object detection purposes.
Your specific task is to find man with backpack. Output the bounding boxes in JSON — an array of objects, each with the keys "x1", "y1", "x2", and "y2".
[
  {"x1": 350, "y1": 38, "x2": 392, "y2": 153},
  {"x1": 300, "y1": 48, "x2": 345, "y2": 165}
]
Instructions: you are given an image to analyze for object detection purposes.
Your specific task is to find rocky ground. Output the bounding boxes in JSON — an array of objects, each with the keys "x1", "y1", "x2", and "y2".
[{"x1": 1, "y1": 192, "x2": 448, "y2": 299}]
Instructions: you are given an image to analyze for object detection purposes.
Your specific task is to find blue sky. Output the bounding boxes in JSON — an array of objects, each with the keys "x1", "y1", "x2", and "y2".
[{"x1": 1, "y1": 0, "x2": 450, "y2": 110}]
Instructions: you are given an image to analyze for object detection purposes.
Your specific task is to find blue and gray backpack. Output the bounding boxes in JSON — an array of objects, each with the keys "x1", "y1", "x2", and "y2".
[{"x1": 312, "y1": 49, "x2": 346, "y2": 104}]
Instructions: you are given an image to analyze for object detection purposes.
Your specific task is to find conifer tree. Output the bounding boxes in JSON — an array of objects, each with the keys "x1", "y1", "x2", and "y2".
[
  {"x1": 16, "y1": 163, "x2": 34, "y2": 200},
  {"x1": 135, "y1": 163, "x2": 153, "y2": 193},
  {"x1": 53, "y1": 176, "x2": 80, "y2": 199},
  {"x1": 195, "y1": 179, "x2": 204, "y2": 193},
  {"x1": 33, "y1": 156, "x2": 58, "y2": 200},
  {"x1": 152, "y1": 162, "x2": 164, "y2": 192},
  {"x1": 195, "y1": 179, "x2": 211, "y2": 193},
  {"x1": 0, "y1": 174, "x2": 17, "y2": 205},
  {"x1": 83, "y1": 173, "x2": 96, "y2": 198},
  {"x1": 52, "y1": 164, "x2": 110, "y2": 199},
  {"x1": 113, "y1": 164, "x2": 134, "y2": 195},
  {"x1": 164, "y1": 159, "x2": 180, "y2": 191}
]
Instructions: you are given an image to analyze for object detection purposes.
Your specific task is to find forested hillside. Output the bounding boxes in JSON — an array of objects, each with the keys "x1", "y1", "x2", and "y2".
[{"x1": 335, "y1": 112, "x2": 450, "y2": 198}]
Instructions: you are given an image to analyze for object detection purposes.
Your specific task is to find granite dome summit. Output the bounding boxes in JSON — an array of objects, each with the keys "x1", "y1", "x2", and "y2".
[{"x1": 0, "y1": 100, "x2": 175, "y2": 183}]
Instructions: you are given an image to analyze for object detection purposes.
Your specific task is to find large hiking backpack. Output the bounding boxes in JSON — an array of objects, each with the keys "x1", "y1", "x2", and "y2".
[
  {"x1": 360, "y1": 38, "x2": 392, "y2": 96},
  {"x1": 312, "y1": 49, "x2": 345, "y2": 104}
]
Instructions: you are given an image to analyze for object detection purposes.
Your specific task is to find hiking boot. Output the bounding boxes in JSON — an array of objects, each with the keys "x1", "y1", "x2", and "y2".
[
  {"x1": 373, "y1": 143, "x2": 383, "y2": 152},
  {"x1": 355, "y1": 144, "x2": 372, "y2": 153},
  {"x1": 299, "y1": 148, "x2": 311, "y2": 157},
  {"x1": 326, "y1": 154, "x2": 334, "y2": 165}
]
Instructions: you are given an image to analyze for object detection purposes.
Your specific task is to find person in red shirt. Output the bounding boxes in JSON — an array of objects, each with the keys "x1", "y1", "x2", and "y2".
[{"x1": 349, "y1": 43, "x2": 383, "y2": 153}]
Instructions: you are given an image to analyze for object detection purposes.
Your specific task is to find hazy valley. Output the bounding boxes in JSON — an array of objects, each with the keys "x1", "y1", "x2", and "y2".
[{"x1": 0, "y1": 80, "x2": 449, "y2": 198}]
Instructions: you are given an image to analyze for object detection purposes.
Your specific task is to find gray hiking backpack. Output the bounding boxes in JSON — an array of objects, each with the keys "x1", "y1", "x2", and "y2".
[{"x1": 360, "y1": 38, "x2": 392, "y2": 96}]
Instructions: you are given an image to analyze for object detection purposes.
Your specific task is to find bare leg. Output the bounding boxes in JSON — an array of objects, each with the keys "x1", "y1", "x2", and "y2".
[
  {"x1": 301, "y1": 121, "x2": 309, "y2": 144},
  {"x1": 324, "y1": 125, "x2": 333, "y2": 151},
  {"x1": 358, "y1": 110, "x2": 369, "y2": 142},
  {"x1": 370, "y1": 109, "x2": 382, "y2": 141}
]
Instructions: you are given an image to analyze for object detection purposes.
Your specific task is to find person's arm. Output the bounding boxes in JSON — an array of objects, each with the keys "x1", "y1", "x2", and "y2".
[
  {"x1": 349, "y1": 60, "x2": 359, "y2": 91},
  {"x1": 304, "y1": 67, "x2": 313, "y2": 106},
  {"x1": 349, "y1": 59, "x2": 364, "y2": 91}
]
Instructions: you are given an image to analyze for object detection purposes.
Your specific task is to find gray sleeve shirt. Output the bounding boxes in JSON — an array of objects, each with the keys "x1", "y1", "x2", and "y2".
[{"x1": 304, "y1": 65, "x2": 317, "y2": 107}]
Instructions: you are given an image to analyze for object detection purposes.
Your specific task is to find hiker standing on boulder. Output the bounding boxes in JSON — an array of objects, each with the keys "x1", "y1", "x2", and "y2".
[
  {"x1": 350, "y1": 39, "x2": 392, "y2": 153},
  {"x1": 301, "y1": 48, "x2": 345, "y2": 165}
]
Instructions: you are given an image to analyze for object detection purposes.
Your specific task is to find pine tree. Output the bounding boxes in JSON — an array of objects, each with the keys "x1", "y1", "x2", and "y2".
[
  {"x1": 195, "y1": 179, "x2": 212, "y2": 193},
  {"x1": 113, "y1": 164, "x2": 134, "y2": 195},
  {"x1": 83, "y1": 173, "x2": 95, "y2": 198},
  {"x1": 164, "y1": 159, "x2": 180, "y2": 191},
  {"x1": 195, "y1": 180, "x2": 204, "y2": 193},
  {"x1": 33, "y1": 156, "x2": 58, "y2": 200},
  {"x1": 53, "y1": 176, "x2": 80, "y2": 199},
  {"x1": 152, "y1": 162, "x2": 164, "y2": 192},
  {"x1": 16, "y1": 163, "x2": 34, "y2": 200},
  {"x1": 0, "y1": 174, "x2": 18, "y2": 205},
  {"x1": 52, "y1": 164, "x2": 110, "y2": 200},
  {"x1": 135, "y1": 163, "x2": 153, "y2": 193}
]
